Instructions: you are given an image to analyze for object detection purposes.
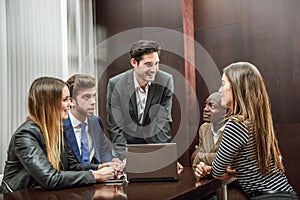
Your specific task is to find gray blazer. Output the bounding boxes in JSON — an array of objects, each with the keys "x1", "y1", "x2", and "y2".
[{"x1": 107, "y1": 69, "x2": 173, "y2": 159}]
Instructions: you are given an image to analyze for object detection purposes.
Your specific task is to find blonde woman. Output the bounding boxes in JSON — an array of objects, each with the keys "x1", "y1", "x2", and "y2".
[
  {"x1": 1, "y1": 77, "x2": 116, "y2": 194},
  {"x1": 208, "y1": 62, "x2": 298, "y2": 199}
]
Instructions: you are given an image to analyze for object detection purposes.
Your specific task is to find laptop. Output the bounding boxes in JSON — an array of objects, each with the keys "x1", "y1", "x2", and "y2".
[{"x1": 125, "y1": 143, "x2": 179, "y2": 182}]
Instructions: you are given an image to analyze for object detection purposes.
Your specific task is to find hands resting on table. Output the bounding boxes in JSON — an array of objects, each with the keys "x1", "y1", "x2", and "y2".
[
  {"x1": 92, "y1": 158, "x2": 125, "y2": 182},
  {"x1": 92, "y1": 158, "x2": 185, "y2": 182},
  {"x1": 194, "y1": 162, "x2": 236, "y2": 180}
]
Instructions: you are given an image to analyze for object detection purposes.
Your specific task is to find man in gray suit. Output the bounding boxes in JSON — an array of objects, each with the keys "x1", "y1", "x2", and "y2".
[{"x1": 107, "y1": 40, "x2": 174, "y2": 160}]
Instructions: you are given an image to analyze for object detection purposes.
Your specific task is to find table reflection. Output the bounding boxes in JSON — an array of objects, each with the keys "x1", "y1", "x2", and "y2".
[
  {"x1": 94, "y1": 185, "x2": 127, "y2": 200},
  {"x1": 2, "y1": 184, "x2": 127, "y2": 200},
  {"x1": 0, "y1": 168, "x2": 234, "y2": 200}
]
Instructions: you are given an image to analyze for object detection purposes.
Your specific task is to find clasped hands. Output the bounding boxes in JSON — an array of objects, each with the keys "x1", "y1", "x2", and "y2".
[
  {"x1": 93, "y1": 158, "x2": 125, "y2": 182},
  {"x1": 195, "y1": 162, "x2": 212, "y2": 179},
  {"x1": 194, "y1": 162, "x2": 236, "y2": 180}
]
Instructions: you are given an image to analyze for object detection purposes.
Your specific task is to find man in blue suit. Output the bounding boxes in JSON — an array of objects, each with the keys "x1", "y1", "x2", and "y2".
[{"x1": 64, "y1": 74, "x2": 121, "y2": 165}]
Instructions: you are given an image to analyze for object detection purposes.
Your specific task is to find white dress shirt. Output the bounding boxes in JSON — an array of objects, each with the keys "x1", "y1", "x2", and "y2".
[
  {"x1": 211, "y1": 123, "x2": 226, "y2": 144},
  {"x1": 133, "y1": 72, "x2": 150, "y2": 125}
]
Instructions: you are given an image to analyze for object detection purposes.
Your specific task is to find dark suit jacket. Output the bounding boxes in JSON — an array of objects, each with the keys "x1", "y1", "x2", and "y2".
[
  {"x1": 107, "y1": 69, "x2": 173, "y2": 159},
  {"x1": 63, "y1": 115, "x2": 113, "y2": 164}
]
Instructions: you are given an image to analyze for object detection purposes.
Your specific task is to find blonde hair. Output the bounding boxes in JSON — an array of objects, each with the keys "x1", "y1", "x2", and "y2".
[
  {"x1": 27, "y1": 77, "x2": 67, "y2": 170},
  {"x1": 223, "y1": 62, "x2": 284, "y2": 175}
]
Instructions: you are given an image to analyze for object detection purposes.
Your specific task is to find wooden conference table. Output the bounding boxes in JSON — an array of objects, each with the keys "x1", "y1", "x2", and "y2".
[{"x1": 0, "y1": 168, "x2": 234, "y2": 200}]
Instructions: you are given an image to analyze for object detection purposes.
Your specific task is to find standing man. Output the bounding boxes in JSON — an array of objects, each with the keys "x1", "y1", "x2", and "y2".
[
  {"x1": 106, "y1": 40, "x2": 174, "y2": 160},
  {"x1": 64, "y1": 74, "x2": 121, "y2": 165}
]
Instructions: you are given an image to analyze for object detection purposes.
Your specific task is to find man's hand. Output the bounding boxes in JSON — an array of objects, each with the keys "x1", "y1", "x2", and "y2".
[
  {"x1": 98, "y1": 162, "x2": 115, "y2": 169},
  {"x1": 98, "y1": 161, "x2": 122, "y2": 170},
  {"x1": 112, "y1": 158, "x2": 123, "y2": 165},
  {"x1": 194, "y1": 162, "x2": 212, "y2": 179}
]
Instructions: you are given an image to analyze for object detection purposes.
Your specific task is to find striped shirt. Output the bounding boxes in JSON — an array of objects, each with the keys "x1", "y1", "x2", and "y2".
[{"x1": 212, "y1": 120, "x2": 295, "y2": 195}]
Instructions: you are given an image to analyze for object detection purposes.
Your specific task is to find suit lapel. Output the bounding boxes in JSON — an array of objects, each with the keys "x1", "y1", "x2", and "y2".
[
  {"x1": 127, "y1": 70, "x2": 138, "y2": 120},
  {"x1": 144, "y1": 83, "x2": 155, "y2": 120},
  {"x1": 63, "y1": 118, "x2": 81, "y2": 161},
  {"x1": 88, "y1": 117, "x2": 102, "y2": 164}
]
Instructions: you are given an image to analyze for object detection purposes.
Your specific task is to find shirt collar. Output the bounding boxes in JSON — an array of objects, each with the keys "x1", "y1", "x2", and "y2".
[
  {"x1": 211, "y1": 122, "x2": 227, "y2": 135},
  {"x1": 69, "y1": 112, "x2": 88, "y2": 128}
]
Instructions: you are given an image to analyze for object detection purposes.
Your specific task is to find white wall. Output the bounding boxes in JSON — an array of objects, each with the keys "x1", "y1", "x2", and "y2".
[{"x1": 0, "y1": 0, "x2": 9, "y2": 175}]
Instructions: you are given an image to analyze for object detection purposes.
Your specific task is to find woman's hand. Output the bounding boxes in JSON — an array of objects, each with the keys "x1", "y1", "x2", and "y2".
[
  {"x1": 216, "y1": 166, "x2": 236, "y2": 180},
  {"x1": 226, "y1": 166, "x2": 236, "y2": 178},
  {"x1": 93, "y1": 166, "x2": 115, "y2": 181},
  {"x1": 97, "y1": 160, "x2": 125, "y2": 180}
]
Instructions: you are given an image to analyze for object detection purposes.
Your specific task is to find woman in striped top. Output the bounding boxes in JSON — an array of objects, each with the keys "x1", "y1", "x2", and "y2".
[{"x1": 210, "y1": 62, "x2": 298, "y2": 199}]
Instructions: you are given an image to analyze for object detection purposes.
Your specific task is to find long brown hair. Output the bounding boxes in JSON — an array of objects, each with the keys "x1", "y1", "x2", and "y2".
[
  {"x1": 27, "y1": 77, "x2": 67, "y2": 170},
  {"x1": 223, "y1": 62, "x2": 284, "y2": 175}
]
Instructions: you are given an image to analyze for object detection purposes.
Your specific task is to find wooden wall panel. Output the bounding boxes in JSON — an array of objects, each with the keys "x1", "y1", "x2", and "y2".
[
  {"x1": 195, "y1": 24, "x2": 242, "y2": 72},
  {"x1": 94, "y1": 0, "x2": 183, "y2": 38},
  {"x1": 194, "y1": 0, "x2": 241, "y2": 31},
  {"x1": 242, "y1": 0, "x2": 300, "y2": 123},
  {"x1": 94, "y1": 0, "x2": 143, "y2": 39},
  {"x1": 142, "y1": 0, "x2": 183, "y2": 29}
]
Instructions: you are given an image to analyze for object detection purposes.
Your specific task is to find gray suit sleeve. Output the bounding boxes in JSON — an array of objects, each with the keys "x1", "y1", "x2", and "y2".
[
  {"x1": 95, "y1": 116, "x2": 113, "y2": 163},
  {"x1": 106, "y1": 79, "x2": 127, "y2": 160}
]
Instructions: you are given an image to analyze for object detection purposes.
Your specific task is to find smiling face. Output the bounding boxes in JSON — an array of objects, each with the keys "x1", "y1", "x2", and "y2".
[
  {"x1": 206, "y1": 93, "x2": 226, "y2": 123},
  {"x1": 131, "y1": 52, "x2": 159, "y2": 88},
  {"x1": 61, "y1": 86, "x2": 71, "y2": 120},
  {"x1": 202, "y1": 97, "x2": 212, "y2": 122},
  {"x1": 219, "y1": 73, "x2": 233, "y2": 111}
]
